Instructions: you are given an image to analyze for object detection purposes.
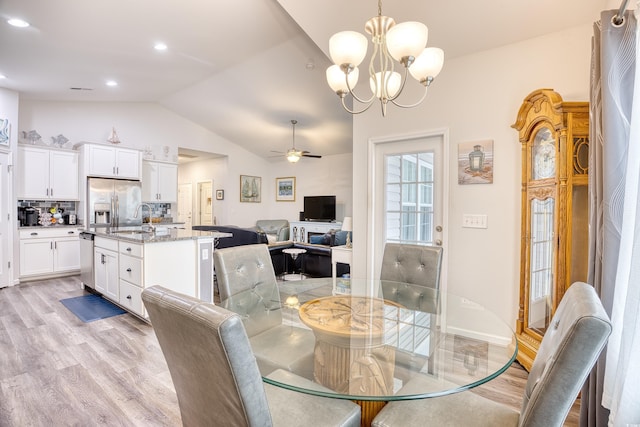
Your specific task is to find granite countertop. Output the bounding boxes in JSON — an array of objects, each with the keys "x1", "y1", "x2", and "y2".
[{"x1": 90, "y1": 227, "x2": 232, "y2": 244}]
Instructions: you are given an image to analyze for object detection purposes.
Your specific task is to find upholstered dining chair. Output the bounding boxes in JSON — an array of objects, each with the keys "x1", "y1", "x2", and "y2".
[
  {"x1": 379, "y1": 243, "x2": 444, "y2": 374},
  {"x1": 142, "y1": 286, "x2": 361, "y2": 427},
  {"x1": 214, "y1": 243, "x2": 316, "y2": 378},
  {"x1": 371, "y1": 281, "x2": 612, "y2": 427}
]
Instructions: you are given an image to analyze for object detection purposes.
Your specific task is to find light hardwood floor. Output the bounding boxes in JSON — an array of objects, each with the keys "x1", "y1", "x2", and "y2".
[{"x1": 0, "y1": 275, "x2": 579, "y2": 426}]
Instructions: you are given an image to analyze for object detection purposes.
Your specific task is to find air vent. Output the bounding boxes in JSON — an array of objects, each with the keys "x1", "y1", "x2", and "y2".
[{"x1": 69, "y1": 87, "x2": 93, "y2": 91}]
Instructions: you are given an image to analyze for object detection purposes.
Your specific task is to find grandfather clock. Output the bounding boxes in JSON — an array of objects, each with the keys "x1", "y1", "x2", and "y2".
[{"x1": 512, "y1": 89, "x2": 589, "y2": 371}]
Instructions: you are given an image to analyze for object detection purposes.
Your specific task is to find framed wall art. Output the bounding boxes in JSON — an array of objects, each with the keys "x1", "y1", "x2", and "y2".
[
  {"x1": 216, "y1": 189, "x2": 224, "y2": 200},
  {"x1": 240, "y1": 175, "x2": 261, "y2": 203},
  {"x1": 276, "y1": 177, "x2": 295, "y2": 202},
  {"x1": 458, "y1": 139, "x2": 494, "y2": 185},
  {"x1": 0, "y1": 118, "x2": 10, "y2": 146}
]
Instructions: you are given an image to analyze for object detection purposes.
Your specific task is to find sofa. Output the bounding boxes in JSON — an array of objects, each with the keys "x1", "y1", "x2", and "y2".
[
  {"x1": 255, "y1": 219, "x2": 289, "y2": 242},
  {"x1": 192, "y1": 225, "x2": 267, "y2": 249}
]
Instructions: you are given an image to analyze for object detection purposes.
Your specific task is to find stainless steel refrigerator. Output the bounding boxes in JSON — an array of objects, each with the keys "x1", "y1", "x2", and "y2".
[{"x1": 87, "y1": 177, "x2": 142, "y2": 228}]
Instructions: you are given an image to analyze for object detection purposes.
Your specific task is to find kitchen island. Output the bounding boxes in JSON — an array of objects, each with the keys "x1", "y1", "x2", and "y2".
[{"x1": 88, "y1": 227, "x2": 231, "y2": 319}]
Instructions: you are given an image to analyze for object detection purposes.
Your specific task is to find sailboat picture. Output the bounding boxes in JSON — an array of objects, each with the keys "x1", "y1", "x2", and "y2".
[{"x1": 240, "y1": 175, "x2": 261, "y2": 203}]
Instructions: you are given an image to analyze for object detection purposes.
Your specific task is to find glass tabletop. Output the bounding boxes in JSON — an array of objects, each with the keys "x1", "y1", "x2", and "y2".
[{"x1": 220, "y1": 277, "x2": 517, "y2": 402}]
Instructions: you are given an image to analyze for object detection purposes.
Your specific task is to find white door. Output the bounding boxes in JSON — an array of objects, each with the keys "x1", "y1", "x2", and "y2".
[
  {"x1": 177, "y1": 183, "x2": 192, "y2": 228},
  {"x1": 0, "y1": 151, "x2": 11, "y2": 288},
  {"x1": 371, "y1": 131, "x2": 448, "y2": 287},
  {"x1": 198, "y1": 181, "x2": 213, "y2": 225}
]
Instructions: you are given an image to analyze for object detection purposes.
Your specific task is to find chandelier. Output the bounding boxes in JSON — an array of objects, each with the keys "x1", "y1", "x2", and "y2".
[{"x1": 326, "y1": 0, "x2": 444, "y2": 116}]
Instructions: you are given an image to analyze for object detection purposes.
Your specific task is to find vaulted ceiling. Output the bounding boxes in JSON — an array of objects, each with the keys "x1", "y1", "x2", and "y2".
[{"x1": 0, "y1": 0, "x2": 615, "y2": 161}]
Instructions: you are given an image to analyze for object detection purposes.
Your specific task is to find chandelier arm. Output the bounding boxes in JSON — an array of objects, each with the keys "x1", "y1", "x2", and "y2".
[
  {"x1": 345, "y1": 73, "x2": 377, "y2": 105},
  {"x1": 389, "y1": 84, "x2": 429, "y2": 109},
  {"x1": 341, "y1": 96, "x2": 375, "y2": 115},
  {"x1": 386, "y1": 65, "x2": 410, "y2": 103}
]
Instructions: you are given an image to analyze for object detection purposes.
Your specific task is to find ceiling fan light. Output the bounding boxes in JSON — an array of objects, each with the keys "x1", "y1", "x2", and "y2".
[
  {"x1": 409, "y1": 47, "x2": 444, "y2": 83},
  {"x1": 329, "y1": 31, "x2": 368, "y2": 67},
  {"x1": 287, "y1": 150, "x2": 301, "y2": 163},
  {"x1": 326, "y1": 65, "x2": 359, "y2": 93},
  {"x1": 370, "y1": 71, "x2": 401, "y2": 99},
  {"x1": 386, "y1": 22, "x2": 428, "y2": 64}
]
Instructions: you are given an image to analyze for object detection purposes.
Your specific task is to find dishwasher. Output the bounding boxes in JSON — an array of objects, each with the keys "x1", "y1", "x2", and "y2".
[{"x1": 79, "y1": 232, "x2": 95, "y2": 289}]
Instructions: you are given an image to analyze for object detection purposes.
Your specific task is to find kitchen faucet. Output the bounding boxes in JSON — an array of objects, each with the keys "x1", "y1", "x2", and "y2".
[{"x1": 134, "y1": 203, "x2": 155, "y2": 231}]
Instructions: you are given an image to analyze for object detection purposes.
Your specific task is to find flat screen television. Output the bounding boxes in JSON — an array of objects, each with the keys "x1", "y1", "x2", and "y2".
[{"x1": 304, "y1": 195, "x2": 336, "y2": 222}]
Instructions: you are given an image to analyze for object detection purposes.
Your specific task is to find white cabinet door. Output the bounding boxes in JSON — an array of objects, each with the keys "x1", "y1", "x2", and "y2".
[
  {"x1": 157, "y1": 163, "x2": 177, "y2": 202},
  {"x1": 115, "y1": 148, "x2": 140, "y2": 179},
  {"x1": 19, "y1": 239, "x2": 53, "y2": 276},
  {"x1": 18, "y1": 147, "x2": 50, "y2": 199},
  {"x1": 95, "y1": 247, "x2": 119, "y2": 300},
  {"x1": 141, "y1": 161, "x2": 159, "y2": 202},
  {"x1": 88, "y1": 145, "x2": 118, "y2": 177},
  {"x1": 54, "y1": 237, "x2": 81, "y2": 273},
  {"x1": 142, "y1": 161, "x2": 177, "y2": 202},
  {"x1": 49, "y1": 151, "x2": 78, "y2": 200}
]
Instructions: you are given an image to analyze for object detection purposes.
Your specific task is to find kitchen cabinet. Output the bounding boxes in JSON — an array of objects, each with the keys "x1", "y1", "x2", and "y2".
[
  {"x1": 94, "y1": 236, "x2": 119, "y2": 301},
  {"x1": 142, "y1": 161, "x2": 177, "y2": 202},
  {"x1": 512, "y1": 89, "x2": 589, "y2": 371},
  {"x1": 80, "y1": 143, "x2": 140, "y2": 179},
  {"x1": 118, "y1": 241, "x2": 145, "y2": 317},
  {"x1": 18, "y1": 146, "x2": 79, "y2": 200},
  {"x1": 19, "y1": 228, "x2": 81, "y2": 279}
]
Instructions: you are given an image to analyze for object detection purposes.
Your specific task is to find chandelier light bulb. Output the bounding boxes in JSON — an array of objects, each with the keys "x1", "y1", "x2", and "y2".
[
  {"x1": 326, "y1": 65, "x2": 360, "y2": 94},
  {"x1": 386, "y1": 21, "x2": 428, "y2": 64},
  {"x1": 329, "y1": 31, "x2": 368, "y2": 67},
  {"x1": 409, "y1": 47, "x2": 445, "y2": 83},
  {"x1": 370, "y1": 71, "x2": 401, "y2": 99}
]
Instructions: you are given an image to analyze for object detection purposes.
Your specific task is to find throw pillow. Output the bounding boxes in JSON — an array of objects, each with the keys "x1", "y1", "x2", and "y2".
[
  {"x1": 334, "y1": 230, "x2": 351, "y2": 246},
  {"x1": 309, "y1": 235, "x2": 325, "y2": 244}
]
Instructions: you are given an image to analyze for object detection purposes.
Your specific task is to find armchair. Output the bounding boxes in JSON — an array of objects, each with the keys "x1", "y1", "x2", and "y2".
[
  {"x1": 256, "y1": 219, "x2": 290, "y2": 242},
  {"x1": 142, "y1": 286, "x2": 361, "y2": 427}
]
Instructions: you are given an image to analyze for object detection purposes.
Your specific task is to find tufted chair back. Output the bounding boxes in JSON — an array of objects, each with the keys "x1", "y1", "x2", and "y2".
[
  {"x1": 518, "y1": 282, "x2": 612, "y2": 426},
  {"x1": 380, "y1": 243, "x2": 443, "y2": 291},
  {"x1": 214, "y1": 243, "x2": 277, "y2": 301},
  {"x1": 142, "y1": 286, "x2": 273, "y2": 426}
]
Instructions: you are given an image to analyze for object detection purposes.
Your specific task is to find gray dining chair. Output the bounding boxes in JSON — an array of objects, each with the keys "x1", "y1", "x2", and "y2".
[
  {"x1": 380, "y1": 243, "x2": 444, "y2": 374},
  {"x1": 142, "y1": 286, "x2": 361, "y2": 427},
  {"x1": 371, "y1": 281, "x2": 612, "y2": 427},
  {"x1": 214, "y1": 243, "x2": 316, "y2": 378}
]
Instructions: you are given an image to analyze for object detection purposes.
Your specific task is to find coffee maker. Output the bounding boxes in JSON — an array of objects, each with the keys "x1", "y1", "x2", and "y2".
[{"x1": 18, "y1": 207, "x2": 39, "y2": 226}]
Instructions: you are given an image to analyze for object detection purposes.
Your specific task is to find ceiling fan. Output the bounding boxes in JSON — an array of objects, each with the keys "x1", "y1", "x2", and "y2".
[{"x1": 272, "y1": 119, "x2": 322, "y2": 163}]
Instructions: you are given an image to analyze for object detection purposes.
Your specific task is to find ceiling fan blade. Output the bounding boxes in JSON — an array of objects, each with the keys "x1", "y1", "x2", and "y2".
[
  {"x1": 270, "y1": 150, "x2": 285, "y2": 154},
  {"x1": 302, "y1": 154, "x2": 322, "y2": 158}
]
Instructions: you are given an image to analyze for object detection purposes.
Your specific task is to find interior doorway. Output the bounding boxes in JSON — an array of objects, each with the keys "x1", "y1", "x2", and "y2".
[
  {"x1": 177, "y1": 183, "x2": 193, "y2": 228},
  {"x1": 197, "y1": 180, "x2": 213, "y2": 226}
]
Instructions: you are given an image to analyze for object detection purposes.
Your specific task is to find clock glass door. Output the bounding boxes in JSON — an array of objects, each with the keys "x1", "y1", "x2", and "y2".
[
  {"x1": 528, "y1": 197, "x2": 555, "y2": 334},
  {"x1": 532, "y1": 127, "x2": 556, "y2": 180}
]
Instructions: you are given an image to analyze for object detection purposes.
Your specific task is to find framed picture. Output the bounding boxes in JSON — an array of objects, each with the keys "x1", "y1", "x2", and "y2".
[
  {"x1": 240, "y1": 175, "x2": 261, "y2": 203},
  {"x1": 276, "y1": 177, "x2": 296, "y2": 202},
  {"x1": 458, "y1": 139, "x2": 494, "y2": 185},
  {"x1": 0, "y1": 118, "x2": 10, "y2": 146},
  {"x1": 216, "y1": 189, "x2": 224, "y2": 200}
]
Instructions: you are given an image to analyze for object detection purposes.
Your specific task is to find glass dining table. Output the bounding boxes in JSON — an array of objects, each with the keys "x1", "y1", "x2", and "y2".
[{"x1": 220, "y1": 278, "x2": 517, "y2": 427}]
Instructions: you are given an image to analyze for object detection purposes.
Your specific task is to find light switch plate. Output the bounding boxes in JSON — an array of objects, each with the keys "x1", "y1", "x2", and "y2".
[{"x1": 462, "y1": 214, "x2": 488, "y2": 229}]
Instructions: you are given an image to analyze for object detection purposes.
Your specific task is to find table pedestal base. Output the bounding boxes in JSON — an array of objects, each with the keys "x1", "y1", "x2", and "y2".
[{"x1": 354, "y1": 400, "x2": 386, "y2": 427}]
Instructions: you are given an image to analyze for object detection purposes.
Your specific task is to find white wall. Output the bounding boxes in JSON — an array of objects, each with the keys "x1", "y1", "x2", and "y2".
[
  {"x1": 351, "y1": 24, "x2": 594, "y2": 330},
  {"x1": 178, "y1": 152, "x2": 353, "y2": 227}
]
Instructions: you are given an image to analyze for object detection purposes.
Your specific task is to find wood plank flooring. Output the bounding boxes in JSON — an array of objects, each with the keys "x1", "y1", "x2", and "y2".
[{"x1": 0, "y1": 275, "x2": 579, "y2": 426}]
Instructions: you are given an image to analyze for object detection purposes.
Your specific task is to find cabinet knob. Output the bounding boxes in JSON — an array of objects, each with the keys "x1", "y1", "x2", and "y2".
[
  {"x1": 126, "y1": 268, "x2": 132, "y2": 272},
  {"x1": 30, "y1": 232, "x2": 38, "y2": 236},
  {"x1": 126, "y1": 247, "x2": 132, "y2": 252},
  {"x1": 68, "y1": 231, "x2": 75, "y2": 234},
  {"x1": 126, "y1": 295, "x2": 132, "y2": 300}
]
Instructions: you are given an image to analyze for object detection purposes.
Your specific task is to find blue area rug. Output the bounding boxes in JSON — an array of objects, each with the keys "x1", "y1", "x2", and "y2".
[{"x1": 60, "y1": 294, "x2": 126, "y2": 323}]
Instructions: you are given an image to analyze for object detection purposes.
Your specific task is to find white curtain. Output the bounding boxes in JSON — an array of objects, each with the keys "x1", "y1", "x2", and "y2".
[{"x1": 583, "y1": 7, "x2": 640, "y2": 427}]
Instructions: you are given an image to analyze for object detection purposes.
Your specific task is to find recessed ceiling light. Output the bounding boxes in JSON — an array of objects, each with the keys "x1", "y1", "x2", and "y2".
[
  {"x1": 106, "y1": 80, "x2": 118, "y2": 87},
  {"x1": 0, "y1": 74, "x2": 6, "y2": 79},
  {"x1": 7, "y1": 18, "x2": 29, "y2": 28},
  {"x1": 154, "y1": 42, "x2": 168, "y2": 51}
]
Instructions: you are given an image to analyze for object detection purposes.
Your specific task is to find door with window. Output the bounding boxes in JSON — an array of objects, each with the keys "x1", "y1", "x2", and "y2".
[{"x1": 372, "y1": 132, "x2": 447, "y2": 283}]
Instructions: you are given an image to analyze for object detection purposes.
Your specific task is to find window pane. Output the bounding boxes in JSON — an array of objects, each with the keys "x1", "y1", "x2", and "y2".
[
  {"x1": 402, "y1": 183, "x2": 416, "y2": 204},
  {"x1": 386, "y1": 156, "x2": 401, "y2": 184},
  {"x1": 386, "y1": 184, "x2": 401, "y2": 211}
]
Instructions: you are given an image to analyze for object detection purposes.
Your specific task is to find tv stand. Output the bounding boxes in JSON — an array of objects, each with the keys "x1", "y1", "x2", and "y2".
[{"x1": 290, "y1": 221, "x2": 342, "y2": 243}]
